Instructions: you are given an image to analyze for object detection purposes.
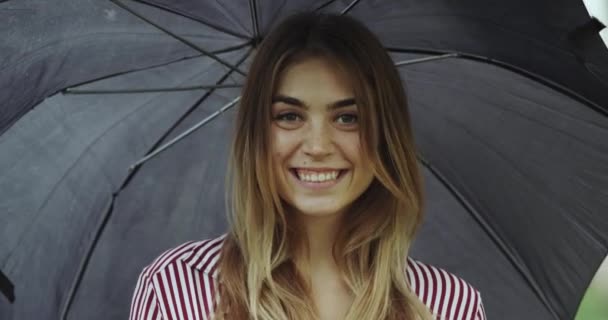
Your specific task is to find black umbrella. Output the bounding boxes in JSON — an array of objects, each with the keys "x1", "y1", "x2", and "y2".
[{"x1": 1, "y1": 0, "x2": 607, "y2": 319}]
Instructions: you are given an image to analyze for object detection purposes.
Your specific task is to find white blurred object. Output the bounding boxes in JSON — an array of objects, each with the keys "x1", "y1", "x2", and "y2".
[
  {"x1": 600, "y1": 28, "x2": 608, "y2": 51},
  {"x1": 582, "y1": 0, "x2": 608, "y2": 26},
  {"x1": 582, "y1": 0, "x2": 608, "y2": 50}
]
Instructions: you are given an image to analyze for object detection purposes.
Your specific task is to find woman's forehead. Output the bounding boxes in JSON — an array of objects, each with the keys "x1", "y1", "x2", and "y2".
[{"x1": 275, "y1": 57, "x2": 355, "y2": 97}]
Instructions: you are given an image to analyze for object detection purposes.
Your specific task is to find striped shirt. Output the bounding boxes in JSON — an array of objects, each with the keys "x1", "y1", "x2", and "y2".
[{"x1": 129, "y1": 234, "x2": 487, "y2": 320}]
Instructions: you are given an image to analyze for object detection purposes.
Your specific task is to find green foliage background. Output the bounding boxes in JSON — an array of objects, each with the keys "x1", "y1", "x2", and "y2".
[{"x1": 575, "y1": 257, "x2": 608, "y2": 320}]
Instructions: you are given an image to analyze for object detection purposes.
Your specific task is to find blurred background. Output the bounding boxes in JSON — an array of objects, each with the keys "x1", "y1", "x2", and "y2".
[
  {"x1": 576, "y1": 255, "x2": 608, "y2": 319},
  {"x1": 573, "y1": 1, "x2": 608, "y2": 319}
]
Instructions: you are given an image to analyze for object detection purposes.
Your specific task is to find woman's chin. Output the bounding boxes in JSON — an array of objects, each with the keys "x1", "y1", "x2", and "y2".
[{"x1": 290, "y1": 201, "x2": 345, "y2": 218}]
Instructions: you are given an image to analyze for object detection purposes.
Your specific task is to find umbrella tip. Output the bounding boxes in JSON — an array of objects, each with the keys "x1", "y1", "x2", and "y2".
[{"x1": 0, "y1": 269, "x2": 15, "y2": 303}]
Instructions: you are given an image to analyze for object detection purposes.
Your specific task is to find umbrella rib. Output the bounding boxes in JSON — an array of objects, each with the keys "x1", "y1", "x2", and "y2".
[
  {"x1": 130, "y1": 0, "x2": 251, "y2": 40},
  {"x1": 125, "y1": 46, "x2": 251, "y2": 178},
  {"x1": 394, "y1": 53, "x2": 459, "y2": 66},
  {"x1": 248, "y1": 0, "x2": 260, "y2": 41},
  {"x1": 59, "y1": 199, "x2": 113, "y2": 320},
  {"x1": 340, "y1": 0, "x2": 361, "y2": 15},
  {"x1": 64, "y1": 83, "x2": 243, "y2": 95},
  {"x1": 313, "y1": 0, "x2": 338, "y2": 12},
  {"x1": 110, "y1": 0, "x2": 248, "y2": 77},
  {"x1": 59, "y1": 48, "x2": 253, "y2": 320},
  {"x1": 416, "y1": 154, "x2": 561, "y2": 320},
  {"x1": 63, "y1": 41, "x2": 251, "y2": 92},
  {"x1": 386, "y1": 46, "x2": 608, "y2": 118},
  {"x1": 211, "y1": 40, "x2": 254, "y2": 55},
  {"x1": 129, "y1": 96, "x2": 241, "y2": 171}
]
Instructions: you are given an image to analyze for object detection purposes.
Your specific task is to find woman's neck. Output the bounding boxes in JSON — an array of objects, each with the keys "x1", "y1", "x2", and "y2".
[{"x1": 295, "y1": 210, "x2": 345, "y2": 272}]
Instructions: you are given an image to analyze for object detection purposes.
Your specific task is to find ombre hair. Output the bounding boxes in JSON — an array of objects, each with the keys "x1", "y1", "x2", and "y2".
[{"x1": 216, "y1": 11, "x2": 434, "y2": 320}]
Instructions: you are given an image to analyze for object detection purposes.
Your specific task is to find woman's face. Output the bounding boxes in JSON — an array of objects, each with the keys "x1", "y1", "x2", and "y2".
[{"x1": 270, "y1": 57, "x2": 375, "y2": 217}]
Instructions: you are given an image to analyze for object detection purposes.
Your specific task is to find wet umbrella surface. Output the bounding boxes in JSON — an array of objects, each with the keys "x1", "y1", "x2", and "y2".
[{"x1": 1, "y1": 0, "x2": 607, "y2": 319}]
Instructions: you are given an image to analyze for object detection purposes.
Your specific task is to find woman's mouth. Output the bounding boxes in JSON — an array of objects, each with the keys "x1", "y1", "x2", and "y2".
[{"x1": 289, "y1": 168, "x2": 348, "y2": 189}]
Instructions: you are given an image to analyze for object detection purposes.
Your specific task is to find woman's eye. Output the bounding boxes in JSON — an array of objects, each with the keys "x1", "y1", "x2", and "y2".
[
  {"x1": 336, "y1": 113, "x2": 358, "y2": 124},
  {"x1": 274, "y1": 112, "x2": 302, "y2": 122}
]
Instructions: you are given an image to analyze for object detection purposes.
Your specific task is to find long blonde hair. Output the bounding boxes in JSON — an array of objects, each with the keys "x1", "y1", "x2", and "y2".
[{"x1": 216, "y1": 11, "x2": 435, "y2": 320}]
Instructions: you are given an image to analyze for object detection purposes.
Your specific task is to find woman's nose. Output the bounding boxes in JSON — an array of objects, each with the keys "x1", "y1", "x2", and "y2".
[{"x1": 302, "y1": 122, "x2": 333, "y2": 159}]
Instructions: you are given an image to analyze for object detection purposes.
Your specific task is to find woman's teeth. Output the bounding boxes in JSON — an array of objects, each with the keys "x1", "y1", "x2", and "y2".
[{"x1": 295, "y1": 169, "x2": 340, "y2": 182}]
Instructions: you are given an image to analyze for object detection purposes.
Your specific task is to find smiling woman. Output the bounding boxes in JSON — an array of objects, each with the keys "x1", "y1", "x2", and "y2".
[
  {"x1": 271, "y1": 57, "x2": 374, "y2": 221},
  {"x1": 129, "y1": 11, "x2": 486, "y2": 320}
]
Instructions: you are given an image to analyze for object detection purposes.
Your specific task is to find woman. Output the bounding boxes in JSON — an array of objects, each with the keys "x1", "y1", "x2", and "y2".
[{"x1": 129, "y1": 11, "x2": 486, "y2": 320}]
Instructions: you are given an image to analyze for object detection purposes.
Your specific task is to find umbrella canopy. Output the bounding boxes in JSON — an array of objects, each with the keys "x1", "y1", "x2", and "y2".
[{"x1": 1, "y1": 0, "x2": 607, "y2": 319}]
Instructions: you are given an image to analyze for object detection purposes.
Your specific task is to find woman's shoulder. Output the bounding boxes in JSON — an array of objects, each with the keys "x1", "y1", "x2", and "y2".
[
  {"x1": 129, "y1": 234, "x2": 227, "y2": 320},
  {"x1": 406, "y1": 257, "x2": 487, "y2": 320},
  {"x1": 136, "y1": 233, "x2": 227, "y2": 282}
]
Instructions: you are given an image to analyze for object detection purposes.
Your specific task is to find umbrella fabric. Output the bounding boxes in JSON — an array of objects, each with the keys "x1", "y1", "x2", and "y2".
[
  {"x1": 395, "y1": 51, "x2": 608, "y2": 319},
  {"x1": 1, "y1": 1, "x2": 607, "y2": 319},
  {"x1": 0, "y1": 0, "x2": 249, "y2": 134}
]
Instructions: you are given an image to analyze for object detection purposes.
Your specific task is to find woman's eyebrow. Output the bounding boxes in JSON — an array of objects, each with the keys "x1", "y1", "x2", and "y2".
[{"x1": 272, "y1": 94, "x2": 356, "y2": 110}]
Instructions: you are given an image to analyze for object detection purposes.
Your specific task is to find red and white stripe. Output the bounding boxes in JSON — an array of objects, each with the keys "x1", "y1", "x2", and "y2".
[
  {"x1": 130, "y1": 234, "x2": 487, "y2": 320},
  {"x1": 407, "y1": 257, "x2": 486, "y2": 320}
]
